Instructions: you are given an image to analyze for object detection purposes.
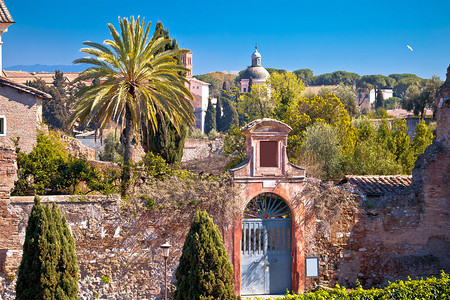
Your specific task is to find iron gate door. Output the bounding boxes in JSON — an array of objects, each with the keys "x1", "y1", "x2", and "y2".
[{"x1": 241, "y1": 193, "x2": 292, "y2": 295}]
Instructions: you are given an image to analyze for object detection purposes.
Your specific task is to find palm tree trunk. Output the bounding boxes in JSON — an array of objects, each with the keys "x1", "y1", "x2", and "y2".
[{"x1": 121, "y1": 105, "x2": 134, "y2": 195}]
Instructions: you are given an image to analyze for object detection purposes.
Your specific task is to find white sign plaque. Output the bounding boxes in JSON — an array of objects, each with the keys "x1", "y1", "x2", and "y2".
[
  {"x1": 305, "y1": 257, "x2": 319, "y2": 277},
  {"x1": 262, "y1": 180, "x2": 276, "y2": 188}
]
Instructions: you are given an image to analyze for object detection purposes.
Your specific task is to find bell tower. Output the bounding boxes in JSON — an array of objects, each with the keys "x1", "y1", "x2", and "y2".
[{"x1": 251, "y1": 46, "x2": 261, "y2": 67}]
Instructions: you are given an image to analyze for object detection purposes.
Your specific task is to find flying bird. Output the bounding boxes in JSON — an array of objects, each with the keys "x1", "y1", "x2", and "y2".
[{"x1": 406, "y1": 45, "x2": 414, "y2": 52}]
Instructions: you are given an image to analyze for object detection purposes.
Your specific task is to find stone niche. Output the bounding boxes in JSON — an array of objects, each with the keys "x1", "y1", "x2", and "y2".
[{"x1": 231, "y1": 118, "x2": 305, "y2": 179}]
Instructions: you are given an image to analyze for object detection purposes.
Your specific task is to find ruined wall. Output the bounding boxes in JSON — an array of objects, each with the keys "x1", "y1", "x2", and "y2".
[
  {"x1": 58, "y1": 134, "x2": 96, "y2": 160},
  {"x1": 181, "y1": 137, "x2": 224, "y2": 162},
  {"x1": 301, "y1": 178, "x2": 449, "y2": 291}
]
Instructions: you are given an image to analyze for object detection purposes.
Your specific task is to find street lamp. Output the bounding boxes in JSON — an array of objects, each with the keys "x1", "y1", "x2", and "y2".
[{"x1": 160, "y1": 241, "x2": 172, "y2": 300}]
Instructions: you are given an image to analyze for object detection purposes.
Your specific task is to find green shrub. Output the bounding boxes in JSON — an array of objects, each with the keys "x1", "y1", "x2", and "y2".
[
  {"x1": 187, "y1": 127, "x2": 206, "y2": 139},
  {"x1": 207, "y1": 128, "x2": 220, "y2": 140},
  {"x1": 12, "y1": 131, "x2": 119, "y2": 195},
  {"x1": 142, "y1": 152, "x2": 172, "y2": 179},
  {"x1": 276, "y1": 271, "x2": 449, "y2": 299},
  {"x1": 141, "y1": 195, "x2": 156, "y2": 211}
]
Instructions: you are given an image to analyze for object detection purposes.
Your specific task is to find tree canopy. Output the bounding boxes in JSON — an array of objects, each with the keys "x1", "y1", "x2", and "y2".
[
  {"x1": 402, "y1": 75, "x2": 442, "y2": 117},
  {"x1": 293, "y1": 69, "x2": 314, "y2": 86},
  {"x1": 312, "y1": 71, "x2": 361, "y2": 86}
]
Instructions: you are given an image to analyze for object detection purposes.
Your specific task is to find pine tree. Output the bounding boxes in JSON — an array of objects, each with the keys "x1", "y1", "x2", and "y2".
[
  {"x1": 53, "y1": 70, "x2": 67, "y2": 96},
  {"x1": 175, "y1": 210, "x2": 236, "y2": 300},
  {"x1": 220, "y1": 98, "x2": 239, "y2": 132},
  {"x1": 16, "y1": 197, "x2": 79, "y2": 300},
  {"x1": 375, "y1": 88, "x2": 384, "y2": 109},
  {"x1": 204, "y1": 98, "x2": 216, "y2": 134},
  {"x1": 216, "y1": 97, "x2": 224, "y2": 132}
]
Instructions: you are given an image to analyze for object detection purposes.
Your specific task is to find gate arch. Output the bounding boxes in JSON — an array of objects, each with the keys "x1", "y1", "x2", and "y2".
[{"x1": 241, "y1": 193, "x2": 292, "y2": 295}]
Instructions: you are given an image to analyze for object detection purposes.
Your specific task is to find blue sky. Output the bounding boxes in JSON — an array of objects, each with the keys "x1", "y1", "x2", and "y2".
[{"x1": 3, "y1": 0, "x2": 450, "y2": 78}]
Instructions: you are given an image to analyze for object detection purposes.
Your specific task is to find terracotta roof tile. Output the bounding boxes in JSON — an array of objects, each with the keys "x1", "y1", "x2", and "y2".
[
  {"x1": 2, "y1": 71, "x2": 83, "y2": 85},
  {"x1": 339, "y1": 175, "x2": 412, "y2": 196},
  {"x1": 0, "y1": 77, "x2": 52, "y2": 99},
  {"x1": 0, "y1": 0, "x2": 13, "y2": 23}
]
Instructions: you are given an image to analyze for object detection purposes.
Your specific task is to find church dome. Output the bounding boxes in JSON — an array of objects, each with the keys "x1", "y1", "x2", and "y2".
[
  {"x1": 241, "y1": 66, "x2": 270, "y2": 81},
  {"x1": 242, "y1": 46, "x2": 269, "y2": 81}
]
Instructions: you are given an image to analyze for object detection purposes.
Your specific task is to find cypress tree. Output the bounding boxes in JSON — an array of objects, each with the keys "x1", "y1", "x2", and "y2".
[
  {"x1": 222, "y1": 80, "x2": 230, "y2": 91},
  {"x1": 141, "y1": 21, "x2": 187, "y2": 163},
  {"x1": 375, "y1": 88, "x2": 384, "y2": 109},
  {"x1": 16, "y1": 197, "x2": 79, "y2": 300},
  {"x1": 216, "y1": 97, "x2": 224, "y2": 132},
  {"x1": 204, "y1": 98, "x2": 216, "y2": 134},
  {"x1": 142, "y1": 113, "x2": 187, "y2": 164},
  {"x1": 248, "y1": 76, "x2": 254, "y2": 92},
  {"x1": 220, "y1": 98, "x2": 239, "y2": 132},
  {"x1": 53, "y1": 204, "x2": 79, "y2": 298},
  {"x1": 175, "y1": 210, "x2": 236, "y2": 300}
]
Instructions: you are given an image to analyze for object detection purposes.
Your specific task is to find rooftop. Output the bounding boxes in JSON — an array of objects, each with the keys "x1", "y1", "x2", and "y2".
[
  {"x1": 339, "y1": 175, "x2": 412, "y2": 196},
  {"x1": 0, "y1": 77, "x2": 52, "y2": 99},
  {"x1": 0, "y1": 0, "x2": 13, "y2": 23},
  {"x1": 241, "y1": 118, "x2": 292, "y2": 133}
]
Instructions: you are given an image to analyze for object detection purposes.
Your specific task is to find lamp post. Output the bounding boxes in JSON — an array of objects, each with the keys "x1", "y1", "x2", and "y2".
[{"x1": 160, "y1": 241, "x2": 172, "y2": 300}]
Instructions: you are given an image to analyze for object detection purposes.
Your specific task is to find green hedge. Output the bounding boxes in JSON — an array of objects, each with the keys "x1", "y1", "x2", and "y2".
[{"x1": 273, "y1": 272, "x2": 449, "y2": 300}]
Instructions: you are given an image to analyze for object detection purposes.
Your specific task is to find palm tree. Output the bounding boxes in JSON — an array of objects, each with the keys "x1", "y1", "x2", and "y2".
[{"x1": 69, "y1": 17, "x2": 194, "y2": 190}]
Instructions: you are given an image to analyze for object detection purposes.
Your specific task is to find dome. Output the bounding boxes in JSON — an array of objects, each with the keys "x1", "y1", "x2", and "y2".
[
  {"x1": 252, "y1": 49, "x2": 261, "y2": 58},
  {"x1": 241, "y1": 66, "x2": 270, "y2": 81}
]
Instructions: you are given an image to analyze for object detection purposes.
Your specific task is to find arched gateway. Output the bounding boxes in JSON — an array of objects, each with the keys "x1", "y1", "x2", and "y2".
[
  {"x1": 241, "y1": 193, "x2": 292, "y2": 295},
  {"x1": 228, "y1": 119, "x2": 306, "y2": 296}
]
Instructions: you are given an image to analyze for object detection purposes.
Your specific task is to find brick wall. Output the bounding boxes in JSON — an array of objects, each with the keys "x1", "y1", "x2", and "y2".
[
  {"x1": 0, "y1": 86, "x2": 42, "y2": 153},
  {"x1": 436, "y1": 99, "x2": 449, "y2": 149},
  {"x1": 0, "y1": 147, "x2": 19, "y2": 288}
]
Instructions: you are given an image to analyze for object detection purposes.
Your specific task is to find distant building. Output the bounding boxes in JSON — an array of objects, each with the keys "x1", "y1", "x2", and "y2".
[
  {"x1": 240, "y1": 47, "x2": 270, "y2": 93},
  {"x1": 357, "y1": 88, "x2": 393, "y2": 106},
  {"x1": 181, "y1": 51, "x2": 210, "y2": 133},
  {"x1": 1, "y1": 70, "x2": 80, "y2": 85}
]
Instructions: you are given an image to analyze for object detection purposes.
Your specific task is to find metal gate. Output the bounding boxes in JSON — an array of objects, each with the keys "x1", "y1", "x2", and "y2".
[{"x1": 241, "y1": 193, "x2": 292, "y2": 295}]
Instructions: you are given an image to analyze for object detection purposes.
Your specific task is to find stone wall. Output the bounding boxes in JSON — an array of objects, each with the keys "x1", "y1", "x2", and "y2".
[
  {"x1": 301, "y1": 177, "x2": 449, "y2": 290},
  {"x1": 58, "y1": 134, "x2": 96, "y2": 160},
  {"x1": 181, "y1": 137, "x2": 224, "y2": 162},
  {"x1": 0, "y1": 195, "x2": 193, "y2": 300}
]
